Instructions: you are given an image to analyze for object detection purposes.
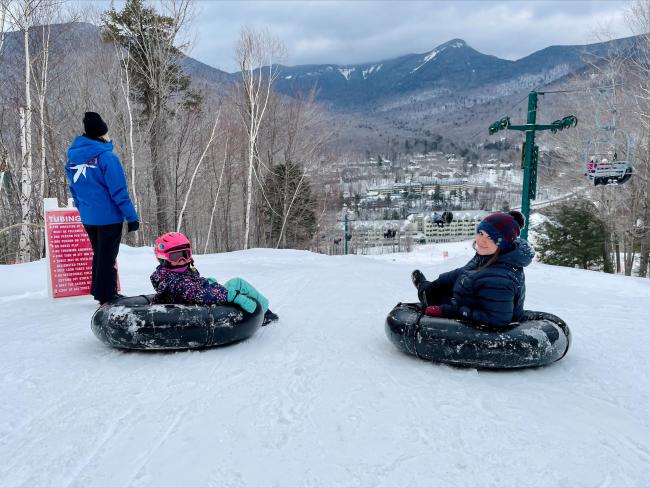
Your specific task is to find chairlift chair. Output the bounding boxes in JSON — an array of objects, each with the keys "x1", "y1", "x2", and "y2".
[{"x1": 583, "y1": 127, "x2": 634, "y2": 186}]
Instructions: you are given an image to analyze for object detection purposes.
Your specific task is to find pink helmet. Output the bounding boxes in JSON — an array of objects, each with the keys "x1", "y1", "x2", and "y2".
[{"x1": 154, "y1": 232, "x2": 193, "y2": 266}]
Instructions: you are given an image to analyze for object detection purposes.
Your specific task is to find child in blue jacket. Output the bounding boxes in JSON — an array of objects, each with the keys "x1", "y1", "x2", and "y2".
[
  {"x1": 150, "y1": 232, "x2": 279, "y2": 325},
  {"x1": 65, "y1": 112, "x2": 139, "y2": 304},
  {"x1": 412, "y1": 211, "x2": 534, "y2": 328}
]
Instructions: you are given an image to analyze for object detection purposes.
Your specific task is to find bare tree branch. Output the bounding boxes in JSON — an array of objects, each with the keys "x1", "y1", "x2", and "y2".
[{"x1": 176, "y1": 110, "x2": 220, "y2": 232}]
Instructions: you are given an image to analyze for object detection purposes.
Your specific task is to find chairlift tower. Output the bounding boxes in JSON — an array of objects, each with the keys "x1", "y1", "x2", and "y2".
[
  {"x1": 488, "y1": 91, "x2": 577, "y2": 240},
  {"x1": 341, "y1": 204, "x2": 352, "y2": 255}
]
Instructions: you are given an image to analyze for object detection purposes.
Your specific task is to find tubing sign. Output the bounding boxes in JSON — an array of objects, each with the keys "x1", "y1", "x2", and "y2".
[
  {"x1": 44, "y1": 198, "x2": 93, "y2": 298},
  {"x1": 44, "y1": 198, "x2": 119, "y2": 299}
]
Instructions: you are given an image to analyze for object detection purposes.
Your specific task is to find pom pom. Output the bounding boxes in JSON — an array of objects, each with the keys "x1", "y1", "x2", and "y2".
[{"x1": 508, "y1": 210, "x2": 525, "y2": 229}]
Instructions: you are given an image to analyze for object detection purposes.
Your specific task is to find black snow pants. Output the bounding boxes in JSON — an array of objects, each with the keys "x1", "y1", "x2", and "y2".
[
  {"x1": 418, "y1": 280, "x2": 454, "y2": 307},
  {"x1": 83, "y1": 223, "x2": 122, "y2": 303}
]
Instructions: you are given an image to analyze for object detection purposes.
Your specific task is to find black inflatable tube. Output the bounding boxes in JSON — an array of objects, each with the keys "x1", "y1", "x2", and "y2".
[
  {"x1": 385, "y1": 303, "x2": 571, "y2": 369},
  {"x1": 91, "y1": 295, "x2": 264, "y2": 350}
]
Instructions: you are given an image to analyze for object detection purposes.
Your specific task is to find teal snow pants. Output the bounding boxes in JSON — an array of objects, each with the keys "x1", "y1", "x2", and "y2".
[{"x1": 224, "y1": 277, "x2": 269, "y2": 314}]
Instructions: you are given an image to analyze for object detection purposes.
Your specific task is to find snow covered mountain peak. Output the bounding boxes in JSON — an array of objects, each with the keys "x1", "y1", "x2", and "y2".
[
  {"x1": 411, "y1": 39, "x2": 469, "y2": 73},
  {"x1": 435, "y1": 38, "x2": 468, "y2": 50}
]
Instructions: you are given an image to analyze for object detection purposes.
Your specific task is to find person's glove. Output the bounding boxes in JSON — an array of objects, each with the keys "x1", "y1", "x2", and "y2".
[
  {"x1": 424, "y1": 305, "x2": 443, "y2": 317},
  {"x1": 206, "y1": 277, "x2": 218, "y2": 285},
  {"x1": 227, "y1": 289, "x2": 257, "y2": 313},
  {"x1": 127, "y1": 220, "x2": 140, "y2": 232}
]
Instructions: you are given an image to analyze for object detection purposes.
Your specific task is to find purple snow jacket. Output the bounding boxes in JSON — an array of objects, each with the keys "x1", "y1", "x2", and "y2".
[{"x1": 150, "y1": 265, "x2": 229, "y2": 305}]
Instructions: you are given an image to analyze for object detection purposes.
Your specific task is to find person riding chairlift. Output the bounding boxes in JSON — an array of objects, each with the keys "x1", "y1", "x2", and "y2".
[{"x1": 586, "y1": 156, "x2": 597, "y2": 175}]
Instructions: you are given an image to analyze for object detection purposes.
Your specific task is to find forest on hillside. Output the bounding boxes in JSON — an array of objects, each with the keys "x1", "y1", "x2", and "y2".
[{"x1": 0, "y1": 0, "x2": 649, "y2": 277}]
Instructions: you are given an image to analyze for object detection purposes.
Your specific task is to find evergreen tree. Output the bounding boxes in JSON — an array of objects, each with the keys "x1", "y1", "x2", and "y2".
[
  {"x1": 103, "y1": 0, "x2": 197, "y2": 234},
  {"x1": 536, "y1": 201, "x2": 613, "y2": 271},
  {"x1": 432, "y1": 184, "x2": 443, "y2": 210},
  {"x1": 263, "y1": 161, "x2": 317, "y2": 249}
]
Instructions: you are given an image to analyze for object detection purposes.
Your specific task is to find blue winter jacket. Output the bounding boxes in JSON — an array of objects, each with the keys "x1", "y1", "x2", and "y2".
[
  {"x1": 438, "y1": 239, "x2": 535, "y2": 327},
  {"x1": 65, "y1": 136, "x2": 138, "y2": 225}
]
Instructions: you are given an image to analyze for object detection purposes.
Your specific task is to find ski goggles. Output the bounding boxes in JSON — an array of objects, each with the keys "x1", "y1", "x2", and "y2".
[{"x1": 159, "y1": 246, "x2": 193, "y2": 265}]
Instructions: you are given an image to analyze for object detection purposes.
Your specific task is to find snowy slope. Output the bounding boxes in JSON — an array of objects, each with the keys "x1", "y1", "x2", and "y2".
[{"x1": 1, "y1": 243, "x2": 649, "y2": 487}]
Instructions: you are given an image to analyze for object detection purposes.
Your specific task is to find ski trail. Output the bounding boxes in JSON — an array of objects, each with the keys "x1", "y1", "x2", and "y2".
[
  {"x1": 622, "y1": 434, "x2": 650, "y2": 464},
  {"x1": 250, "y1": 270, "x2": 319, "y2": 453},
  {"x1": 63, "y1": 406, "x2": 136, "y2": 487},
  {"x1": 0, "y1": 380, "x2": 88, "y2": 445},
  {"x1": 126, "y1": 406, "x2": 189, "y2": 485},
  {"x1": 0, "y1": 289, "x2": 47, "y2": 304}
]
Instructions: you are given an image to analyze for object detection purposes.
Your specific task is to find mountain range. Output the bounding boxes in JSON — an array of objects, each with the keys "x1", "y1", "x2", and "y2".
[
  {"x1": 179, "y1": 30, "x2": 638, "y2": 144},
  {"x1": 1, "y1": 22, "x2": 638, "y2": 144},
  {"x1": 182, "y1": 34, "x2": 637, "y2": 113},
  {"x1": 270, "y1": 38, "x2": 611, "y2": 110}
]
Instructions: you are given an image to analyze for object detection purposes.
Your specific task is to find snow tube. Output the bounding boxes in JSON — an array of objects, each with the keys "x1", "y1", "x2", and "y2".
[
  {"x1": 385, "y1": 303, "x2": 571, "y2": 369},
  {"x1": 91, "y1": 295, "x2": 264, "y2": 350}
]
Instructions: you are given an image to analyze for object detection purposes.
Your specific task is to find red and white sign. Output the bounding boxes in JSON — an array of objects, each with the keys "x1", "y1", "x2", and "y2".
[
  {"x1": 44, "y1": 198, "x2": 120, "y2": 299},
  {"x1": 45, "y1": 201, "x2": 93, "y2": 298}
]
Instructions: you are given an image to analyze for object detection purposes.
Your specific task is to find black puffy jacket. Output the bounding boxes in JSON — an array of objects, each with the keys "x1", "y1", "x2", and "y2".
[{"x1": 438, "y1": 239, "x2": 534, "y2": 327}]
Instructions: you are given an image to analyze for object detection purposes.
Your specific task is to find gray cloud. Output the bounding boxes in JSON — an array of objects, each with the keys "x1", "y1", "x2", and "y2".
[{"x1": 91, "y1": 1, "x2": 633, "y2": 72}]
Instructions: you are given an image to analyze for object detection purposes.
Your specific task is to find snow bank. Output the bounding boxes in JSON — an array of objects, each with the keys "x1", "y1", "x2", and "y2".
[{"x1": 1, "y1": 244, "x2": 649, "y2": 486}]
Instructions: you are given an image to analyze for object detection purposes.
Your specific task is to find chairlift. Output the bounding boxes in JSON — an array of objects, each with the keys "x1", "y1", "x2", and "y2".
[
  {"x1": 583, "y1": 89, "x2": 634, "y2": 187},
  {"x1": 583, "y1": 127, "x2": 634, "y2": 186}
]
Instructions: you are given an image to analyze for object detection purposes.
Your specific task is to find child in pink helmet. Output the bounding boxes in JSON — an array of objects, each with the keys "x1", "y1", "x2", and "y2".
[{"x1": 150, "y1": 232, "x2": 278, "y2": 325}]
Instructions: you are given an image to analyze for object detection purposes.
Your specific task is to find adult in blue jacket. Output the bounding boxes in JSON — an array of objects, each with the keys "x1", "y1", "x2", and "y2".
[
  {"x1": 65, "y1": 112, "x2": 139, "y2": 304},
  {"x1": 411, "y1": 211, "x2": 534, "y2": 327}
]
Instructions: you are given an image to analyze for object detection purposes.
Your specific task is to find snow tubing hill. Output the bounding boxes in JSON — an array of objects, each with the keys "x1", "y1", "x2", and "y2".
[
  {"x1": 385, "y1": 303, "x2": 571, "y2": 369},
  {"x1": 91, "y1": 295, "x2": 264, "y2": 350}
]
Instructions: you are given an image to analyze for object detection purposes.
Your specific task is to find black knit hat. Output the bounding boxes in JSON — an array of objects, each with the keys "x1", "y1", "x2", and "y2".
[{"x1": 83, "y1": 112, "x2": 108, "y2": 139}]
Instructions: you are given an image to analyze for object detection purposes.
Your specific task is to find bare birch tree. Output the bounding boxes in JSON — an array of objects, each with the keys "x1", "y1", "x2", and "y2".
[
  {"x1": 115, "y1": 46, "x2": 141, "y2": 244},
  {"x1": 0, "y1": 2, "x2": 7, "y2": 55},
  {"x1": 204, "y1": 137, "x2": 228, "y2": 253},
  {"x1": 235, "y1": 26, "x2": 284, "y2": 249},
  {"x1": 33, "y1": 21, "x2": 49, "y2": 204},
  {"x1": 176, "y1": 110, "x2": 219, "y2": 232},
  {"x1": 3, "y1": 0, "x2": 45, "y2": 262}
]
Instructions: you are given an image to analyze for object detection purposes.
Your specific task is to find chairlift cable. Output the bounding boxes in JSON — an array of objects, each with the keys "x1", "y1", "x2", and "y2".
[
  {"x1": 538, "y1": 83, "x2": 624, "y2": 95},
  {"x1": 470, "y1": 92, "x2": 531, "y2": 141}
]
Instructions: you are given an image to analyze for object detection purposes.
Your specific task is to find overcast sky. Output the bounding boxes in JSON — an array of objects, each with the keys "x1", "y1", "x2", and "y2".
[{"x1": 94, "y1": 1, "x2": 633, "y2": 73}]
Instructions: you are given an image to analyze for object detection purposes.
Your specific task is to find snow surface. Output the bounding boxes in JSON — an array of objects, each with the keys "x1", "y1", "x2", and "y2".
[{"x1": 1, "y1": 242, "x2": 649, "y2": 486}]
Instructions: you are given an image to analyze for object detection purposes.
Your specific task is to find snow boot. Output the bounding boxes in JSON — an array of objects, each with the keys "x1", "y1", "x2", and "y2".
[
  {"x1": 411, "y1": 269, "x2": 427, "y2": 289},
  {"x1": 262, "y1": 309, "x2": 279, "y2": 326},
  {"x1": 411, "y1": 270, "x2": 430, "y2": 306}
]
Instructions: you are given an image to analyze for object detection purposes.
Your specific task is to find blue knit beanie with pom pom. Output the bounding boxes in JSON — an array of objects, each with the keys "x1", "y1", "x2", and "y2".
[{"x1": 476, "y1": 210, "x2": 525, "y2": 251}]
